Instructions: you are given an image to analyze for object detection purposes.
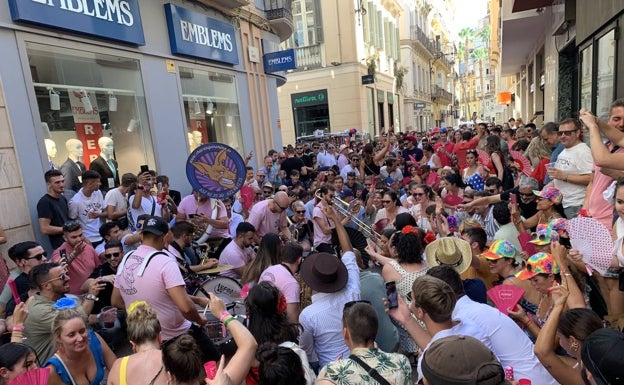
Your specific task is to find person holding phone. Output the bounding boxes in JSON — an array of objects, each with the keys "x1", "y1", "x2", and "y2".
[{"x1": 129, "y1": 168, "x2": 170, "y2": 226}]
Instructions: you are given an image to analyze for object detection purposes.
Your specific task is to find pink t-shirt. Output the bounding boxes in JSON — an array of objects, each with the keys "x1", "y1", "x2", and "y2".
[
  {"x1": 590, "y1": 159, "x2": 623, "y2": 231},
  {"x1": 312, "y1": 202, "x2": 334, "y2": 246},
  {"x1": 177, "y1": 195, "x2": 230, "y2": 238},
  {"x1": 114, "y1": 245, "x2": 190, "y2": 340},
  {"x1": 218, "y1": 240, "x2": 255, "y2": 279},
  {"x1": 258, "y1": 264, "x2": 300, "y2": 304},
  {"x1": 51, "y1": 243, "x2": 101, "y2": 295},
  {"x1": 247, "y1": 199, "x2": 287, "y2": 237}
]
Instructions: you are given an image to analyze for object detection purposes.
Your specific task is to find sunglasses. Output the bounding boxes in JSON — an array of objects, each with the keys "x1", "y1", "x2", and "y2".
[
  {"x1": 26, "y1": 252, "x2": 47, "y2": 261},
  {"x1": 412, "y1": 193, "x2": 424, "y2": 196},
  {"x1": 486, "y1": 189, "x2": 498, "y2": 193},
  {"x1": 382, "y1": 200, "x2": 392, "y2": 204},
  {"x1": 257, "y1": 175, "x2": 266, "y2": 178},
  {"x1": 104, "y1": 252, "x2": 121, "y2": 259},
  {"x1": 274, "y1": 200, "x2": 288, "y2": 210},
  {"x1": 344, "y1": 300, "x2": 371, "y2": 311},
  {"x1": 41, "y1": 272, "x2": 68, "y2": 285},
  {"x1": 295, "y1": 210, "x2": 306, "y2": 214},
  {"x1": 519, "y1": 192, "x2": 534, "y2": 197},
  {"x1": 557, "y1": 129, "x2": 579, "y2": 136}
]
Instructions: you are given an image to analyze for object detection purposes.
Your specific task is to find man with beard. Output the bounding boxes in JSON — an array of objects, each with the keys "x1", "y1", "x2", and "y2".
[
  {"x1": 37, "y1": 169, "x2": 70, "y2": 249},
  {"x1": 312, "y1": 184, "x2": 339, "y2": 254},
  {"x1": 218, "y1": 222, "x2": 257, "y2": 280},
  {"x1": 258, "y1": 242, "x2": 304, "y2": 323}
]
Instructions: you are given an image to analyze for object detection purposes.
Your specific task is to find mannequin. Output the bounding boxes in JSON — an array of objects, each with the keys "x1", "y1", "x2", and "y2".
[
  {"x1": 89, "y1": 136, "x2": 119, "y2": 192},
  {"x1": 45, "y1": 138, "x2": 58, "y2": 170},
  {"x1": 188, "y1": 130, "x2": 202, "y2": 152},
  {"x1": 60, "y1": 139, "x2": 86, "y2": 199}
]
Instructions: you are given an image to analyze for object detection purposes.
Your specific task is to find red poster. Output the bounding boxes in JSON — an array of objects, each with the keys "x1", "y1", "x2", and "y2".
[
  {"x1": 68, "y1": 90, "x2": 103, "y2": 168},
  {"x1": 189, "y1": 117, "x2": 209, "y2": 144}
]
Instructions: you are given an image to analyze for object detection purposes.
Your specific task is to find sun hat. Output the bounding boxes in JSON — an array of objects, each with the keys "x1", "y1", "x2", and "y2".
[
  {"x1": 424, "y1": 238, "x2": 473, "y2": 274},
  {"x1": 533, "y1": 187, "x2": 562, "y2": 204},
  {"x1": 548, "y1": 218, "x2": 569, "y2": 238},
  {"x1": 515, "y1": 252, "x2": 560, "y2": 280},
  {"x1": 422, "y1": 335, "x2": 505, "y2": 385},
  {"x1": 529, "y1": 224, "x2": 559, "y2": 245},
  {"x1": 300, "y1": 252, "x2": 348, "y2": 293},
  {"x1": 482, "y1": 240, "x2": 517, "y2": 260},
  {"x1": 581, "y1": 328, "x2": 624, "y2": 385}
]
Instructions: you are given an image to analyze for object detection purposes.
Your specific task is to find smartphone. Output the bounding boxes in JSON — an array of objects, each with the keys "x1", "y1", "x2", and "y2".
[
  {"x1": 60, "y1": 249, "x2": 68, "y2": 264},
  {"x1": 140, "y1": 164, "x2": 149, "y2": 174},
  {"x1": 386, "y1": 281, "x2": 398, "y2": 309},
  {"x1": 535, "y1": 111, "x2": 544, "y2": 115},
  {"x1": 510, "y1": 193, "x2": 517, "y2": 205}
]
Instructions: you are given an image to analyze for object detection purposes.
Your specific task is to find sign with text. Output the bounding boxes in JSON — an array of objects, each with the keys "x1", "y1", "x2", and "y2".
[
  {"x1": 415, "y1": 102, "x2": 426, "y2": 109},
  {"x1": 164, "y1": 3, "x2": 238, "y2": 65},
  {"x1": 8, "y1": 0, "x2": 145, "y2": 45},
  {"x1": 68, "y1": 90, "x2": 103, "y2": 168},
  {"x1": 263, "y1": 49, "x2": 296, "y2": 73},
  {"x1": 291, "y1": 89, "x2": 328, "y2": 109}
]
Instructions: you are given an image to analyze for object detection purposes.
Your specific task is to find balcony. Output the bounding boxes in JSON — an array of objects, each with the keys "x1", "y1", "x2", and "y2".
[
  {"x1": 265, "y1": 0, "x2": 294, "y2": 42},
  {"x1": 432, "y1": 85, "x2": 453, "y2": 103},
  {"x1": 410, "y1": 25, "x2": 437, "y2": 57},
  {"x1": 200, "y1": 0, "x2": 250, "y2": 10},
  {"x1": 292, "y1": 44, "x2": 323, "y2": 71}
]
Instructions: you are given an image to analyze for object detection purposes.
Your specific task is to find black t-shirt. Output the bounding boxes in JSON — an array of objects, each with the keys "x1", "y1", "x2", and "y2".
[
  {"x1": 5, "y1": 273, "x2": 30, "y2": 317},
  {"x1": 500, "y1": 188, "x2": 538, "y2": 220},
  {"x1": 280, "y1": 157, "x2": 305, "y2": 179},
  {"x1": 402, "y1": 146, "x2": 424, "y2": 173},
  {"x1": 88, "y1": 263, "x2": 116, "y2": 314},
  {"x1": 36, "y1": 193, "x2": 69, "y2": 249}
]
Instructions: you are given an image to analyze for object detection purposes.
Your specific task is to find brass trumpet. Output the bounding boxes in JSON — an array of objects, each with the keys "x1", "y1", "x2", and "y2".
[{"x1": 314, "y1": 190, "x2": 380, "y2": 241}]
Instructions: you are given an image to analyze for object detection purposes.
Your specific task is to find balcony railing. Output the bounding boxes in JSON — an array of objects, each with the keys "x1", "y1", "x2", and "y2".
[
  {"x1": 265, "y1": 0, "x2": 294, "y2": 41},
  {"x1": 293, "y1": 44, "x2": 322, "y2": 70},
  {"x1": 432, "y1": 85, "x2": 453, "y2": 102},
  {"x1": 410, "y1": 25, "x2": 437, "y2": 56}
]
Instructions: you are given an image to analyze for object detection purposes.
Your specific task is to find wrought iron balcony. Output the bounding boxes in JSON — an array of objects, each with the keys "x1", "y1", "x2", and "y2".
[
  {"x1": 432, "y1": 85, "x2": 453, "y2": 103},
  {"x1": 410, "y1": 25, "x2": 437, "y2": 56},
  {"x1": 265, "y1": 0, "x2": 294, "y2": 42}
]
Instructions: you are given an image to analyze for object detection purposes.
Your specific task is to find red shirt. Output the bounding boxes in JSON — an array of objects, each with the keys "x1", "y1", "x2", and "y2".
[
  {"x1": 434, "y1": 141, "x2": 455, "y2": 167},
  {"x1": 452, "y1": 136, "x2": 479, "y2": 169}
]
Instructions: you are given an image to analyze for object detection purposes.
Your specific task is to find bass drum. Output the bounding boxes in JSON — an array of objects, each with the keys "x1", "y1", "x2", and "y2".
[{"x1": 193, "y1": 276, "x2": 246, "y2": 316}]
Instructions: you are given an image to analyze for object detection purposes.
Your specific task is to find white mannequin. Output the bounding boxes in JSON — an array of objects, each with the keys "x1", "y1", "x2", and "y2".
[
  {"x1": 98, "y1": 137, "x2": 114, "y2": 160},
  {"x1": 189, "y1": 130, "x2": 203, "y2": 151},
  {"x1": 66, "y1": 139, "x2": 83, "y2": 162},
  {"x1": 45, "y1": 139, "x2": 57, "y2": 159}
]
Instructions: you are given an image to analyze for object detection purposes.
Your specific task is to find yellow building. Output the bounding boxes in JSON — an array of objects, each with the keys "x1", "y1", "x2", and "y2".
[{"x1": 277, "y1": 0, "x2": 403, "y2": 145}]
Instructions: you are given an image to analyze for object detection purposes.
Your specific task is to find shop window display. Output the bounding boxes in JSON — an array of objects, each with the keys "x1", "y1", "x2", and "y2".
[{"x1": 27, "y1": 42, "x2": 154, "y2": 197}]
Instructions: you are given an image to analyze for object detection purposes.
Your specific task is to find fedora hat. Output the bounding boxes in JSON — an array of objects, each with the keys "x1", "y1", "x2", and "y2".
[
  {"x1": 300, "y1": 252, "x2": 348, "y2": 293},
  {"x1": 425, "y1": 237, "x2": 472, "y2": 274}
]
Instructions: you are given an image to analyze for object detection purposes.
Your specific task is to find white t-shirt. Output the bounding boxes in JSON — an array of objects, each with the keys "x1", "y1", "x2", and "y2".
[
  {"x1": 68, "y1": 189, "x2": 104, "y2": 242},
  {"x1": 128, "y1": 194, "x2": 162, "y2": 223},
  {"x1": 553, "y1": 142, "x2": 594, "y2": 208},
  {"x1": 104, "y1": 188, "x2": 127, "y2": 214}
]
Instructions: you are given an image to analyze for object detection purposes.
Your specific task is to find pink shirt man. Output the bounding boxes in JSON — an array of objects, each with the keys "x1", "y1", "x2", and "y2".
[
  {"x1": 258, "y1": 264, "x2": 300, "y2": 304},
  {"x1": 247, "y1": 199, "x2": 287, "y2": 238},
  {"x1": 177, "y1": 195, "x2": 230, "y2": 238},
  {"x1": 51, "y1": 243, "x2": 101, "y2": 295}
]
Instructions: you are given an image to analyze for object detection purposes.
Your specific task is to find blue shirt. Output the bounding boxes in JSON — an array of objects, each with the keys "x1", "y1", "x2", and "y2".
[{"x1": 544, "y1": 142, "x2": 564, "y2": 184}]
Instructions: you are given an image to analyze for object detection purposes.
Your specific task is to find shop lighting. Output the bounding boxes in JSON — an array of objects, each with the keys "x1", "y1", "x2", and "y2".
[
  {"x1": 226, "y1": 116, "x2": 233, "y2": 127},
  {"x1": 206, "y1": 101, "x2": 214, "y2": 115},
  {"x1": 108, "y1": 92, "x2": 117, "y2": 112},
  {"x1": 127, "y1": 118, "x2": 139, "y2": 133},
  {"x1": 80, "y1": 89, "x2": 93, "y2": 113},
  {"x1": 193, "y1": 98, "x2": 202, "y2": 115},
  {"x1": 48, "y1": 87, "x2": 60, "y2": 111}
]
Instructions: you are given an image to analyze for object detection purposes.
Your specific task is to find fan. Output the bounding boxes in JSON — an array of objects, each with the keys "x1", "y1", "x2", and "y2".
[
  {"x1": 509, "y1": 150, "x2": 532, "y2": 176},
  {"x1": 487, "y1": 285, "x2": 525, "y2": 315},
  {"x1": 8, "y1": 367, "x2": 50, "y2": 385}
]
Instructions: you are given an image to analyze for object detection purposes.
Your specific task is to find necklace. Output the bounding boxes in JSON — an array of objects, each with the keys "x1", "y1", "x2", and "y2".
[{"x1": 536, "y1": 295, "x2": 554, "y2": 324}]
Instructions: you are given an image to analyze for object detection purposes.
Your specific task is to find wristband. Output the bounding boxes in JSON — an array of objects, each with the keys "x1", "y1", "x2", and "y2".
[
  {"x1": 12, "y1": 325, "x2": 24, "y2": 332},
  {"x1": 219, "y1": 311, "x2": 231, "y2": 323},
  {"x1": 85, "y1": 294, "x2": 98, "y2": 301},
  {"x1": 223, "y1": 316, "x2": 235, "y2": 328}
]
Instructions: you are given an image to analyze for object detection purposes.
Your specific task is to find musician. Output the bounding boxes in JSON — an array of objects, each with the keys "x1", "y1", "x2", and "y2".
[
  {"x1": 336, "y1": 188, "x2": 366, "y2": 230},
  {"x1": 219, "y1": 222, "x2": 256, "y2": 280},
  {"x1": 247, "y1": 190, "x2": 292, "y2": 243},
  {"x1": 176, "y1": 191, "x2": 230, "y2": 254},
  {"x1": 289, "y1": 200, "x2": 313, "y2": 253},
  {"x1": 168, "y1": 222, "x2": 218, "y2": 292},
  {"x1": 312, "y1": 184, "x2": 348, "y2": 254}
]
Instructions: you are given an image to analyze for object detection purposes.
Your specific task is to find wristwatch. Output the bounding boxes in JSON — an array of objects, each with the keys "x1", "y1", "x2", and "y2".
[{"x1": 84, "y1": 294, "x2": 98, "y2": 302}]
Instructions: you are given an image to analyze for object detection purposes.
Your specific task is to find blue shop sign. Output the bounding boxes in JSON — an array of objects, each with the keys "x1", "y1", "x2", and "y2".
[
  {"x1": 164, "y1": 3, "x2": 238, "y2": 65},
  {"x1": 263, "y1": 49, "x2": 296, "y2": 73},
  {"x1": 8, "y1": 0, "x2": 145, "y2": 46}
]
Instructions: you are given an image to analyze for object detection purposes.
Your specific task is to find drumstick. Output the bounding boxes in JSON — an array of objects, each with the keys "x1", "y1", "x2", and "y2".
[{"x1": 203, "y1": 303, "x2": 210, "y2": 316}]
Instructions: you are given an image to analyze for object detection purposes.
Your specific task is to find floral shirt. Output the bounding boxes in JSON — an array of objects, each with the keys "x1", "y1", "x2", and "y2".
[{"x1": 317, "y1": 347, "x2": 411, "y2": 385}]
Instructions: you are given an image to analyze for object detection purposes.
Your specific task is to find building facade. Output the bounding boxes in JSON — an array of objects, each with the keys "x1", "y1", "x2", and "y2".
[{"x1": 0, "y1": 0, "x2": 291, "y2": 252}]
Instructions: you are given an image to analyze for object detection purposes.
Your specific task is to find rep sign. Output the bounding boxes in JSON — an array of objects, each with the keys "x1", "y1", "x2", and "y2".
[
  {"x1": 263, "y1": 49, "x2": 296, "y2": 73},
  {"x1": 164, "y1": 3, "x2": 238, "y2": 65},
  {"x1": 8, "y1": 0, "x2": 145, "y2": 45}
]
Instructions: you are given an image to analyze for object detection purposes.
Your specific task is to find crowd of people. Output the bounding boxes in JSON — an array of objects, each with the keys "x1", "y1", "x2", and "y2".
[{"x1": 2, "y1": 101, "x2": 624, "y2": 385}]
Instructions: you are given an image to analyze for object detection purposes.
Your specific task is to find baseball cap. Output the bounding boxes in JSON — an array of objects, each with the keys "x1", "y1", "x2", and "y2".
[
  {"x1": 339, "y1": 188, "x2": 354, "y2": 199},
  {"x1": 482, "y1": 240, "x2": 517, "y2": 260},
  {"x1": 422, "y1": 335, "x2": 505, "y2": 385},
  {"x1": 440, "y1": 127, "x2": 448, "y2": 133},
  {"x1": 548, "y1": 218, "x2": 569, "y2": 238},
  {"x1": 405, "y1": 135, "x2": 417, "y2": 144},
  {"x1": 529, "y1": 224, "x2": 559, "y2": 245},
  {"x1": 533, "y1": 187, "x2": 562, "y2": 204},
  {"x1": 141, "y1": 216, "x2": 169, "y2": 236},
  {"x1": 515, "y1": 252, "x2": 560, "y2": 280},
  {"x1": 581, "y1": 328, "x2": 624, "y2": 385}
]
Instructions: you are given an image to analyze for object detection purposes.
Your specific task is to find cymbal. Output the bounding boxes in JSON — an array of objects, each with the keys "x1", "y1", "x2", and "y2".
[{"x1": 197, "y1": 265, "x2": 234, "y2": 274}]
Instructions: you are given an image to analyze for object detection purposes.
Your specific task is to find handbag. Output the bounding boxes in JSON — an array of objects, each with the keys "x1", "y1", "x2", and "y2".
[{"x1": 348, "y1": 354, "x2": 391, "y2": 385}]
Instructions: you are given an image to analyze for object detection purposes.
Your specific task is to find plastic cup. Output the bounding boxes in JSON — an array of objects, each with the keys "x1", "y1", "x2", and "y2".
[
  {"x1": 100, "y1": 306, "x2": 116, "y2": 328},
  {"x1": 546, "y1": 162, "x2": 556, "y2": 172},
  {"x1": 518, "y1": 379, "x2": 531, "y2": 385}
]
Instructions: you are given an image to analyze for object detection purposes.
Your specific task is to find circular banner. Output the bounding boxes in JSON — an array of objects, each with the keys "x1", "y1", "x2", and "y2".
[{"x1": 186, "y1": 143, "x2": 246, "y2": 199}]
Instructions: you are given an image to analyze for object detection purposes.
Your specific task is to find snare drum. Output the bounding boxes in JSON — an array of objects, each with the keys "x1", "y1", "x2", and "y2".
[{"x1": 194, "y1": 276, "x2": 246, "y2": 316}]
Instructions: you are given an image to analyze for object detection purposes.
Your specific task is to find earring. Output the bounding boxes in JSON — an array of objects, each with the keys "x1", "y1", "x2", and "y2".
[{"x1": 571, "y1": 341, "x2": 579, "y2": 352}]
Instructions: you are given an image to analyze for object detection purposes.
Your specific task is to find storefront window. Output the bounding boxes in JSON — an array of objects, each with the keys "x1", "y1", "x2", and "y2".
[
  {"x1": 596, "y1": 30, "x2": 616, "y2": 118},
  {"x1": 28, "y1": 42, "x2": 154, "y2": 182},
  {"x1": 179, "y1": 66, "x2": 242, "y2": 153},
  {"x1": 579, "y1": 45, "x2": 593, "y2": 112}
]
